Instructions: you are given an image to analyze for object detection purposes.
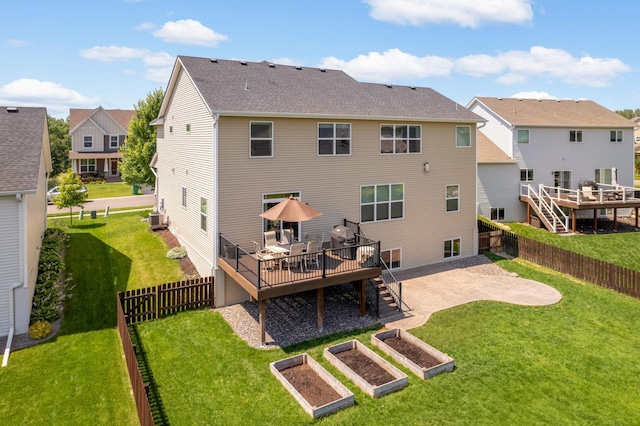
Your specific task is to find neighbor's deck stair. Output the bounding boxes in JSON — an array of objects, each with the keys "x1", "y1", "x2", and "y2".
[{"x1": 522, "y1": 184, "x2": 570, "y2": 234}]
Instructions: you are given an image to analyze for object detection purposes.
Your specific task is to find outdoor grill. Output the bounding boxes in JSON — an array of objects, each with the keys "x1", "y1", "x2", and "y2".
[{"x1": 330, "y1": 225, "x2": 356, "y2": 259}]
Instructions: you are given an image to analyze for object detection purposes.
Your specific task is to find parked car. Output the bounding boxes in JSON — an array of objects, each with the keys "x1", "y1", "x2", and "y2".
[{"x1": 47, "y1": 185, "x2": 88, "y2": 203}]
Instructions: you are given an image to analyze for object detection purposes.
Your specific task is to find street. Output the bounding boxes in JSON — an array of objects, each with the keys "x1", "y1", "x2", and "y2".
[{"x1": 47, "y1": 193, "x2": 155, "y2": 215}]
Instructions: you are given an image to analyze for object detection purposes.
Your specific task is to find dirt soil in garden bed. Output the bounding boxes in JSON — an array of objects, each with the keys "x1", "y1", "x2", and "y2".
[
  {"x1": 334, "y1": 348, "x2": 395, "y2": 386},
  {"x1": 156, "y1": 228, "x2": 200, "y2": 277},
  {"x1": 382, "y1": 336, "x2": 441, "y2": 369},
  {"x1": 280, "y1": 364, "x2": 342, "y2": 407}
]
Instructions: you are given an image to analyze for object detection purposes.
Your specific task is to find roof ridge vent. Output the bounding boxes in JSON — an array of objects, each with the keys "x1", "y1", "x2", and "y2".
[
  {"x1": 268, "y1": 63, "x2": 275, "y2": 68},
  {"x1": 210, "y1": 58, "x2": 218, "y2": 63},
  {"x1": 240, "y1": 61, "x2": 248, "y2": 66},
  {"x1": 319, "y1": 68, "x2": 326, "y2": 72},
  {"x1": 6, "y1": 107, "x2": 18, "y2": 113},
  {"x1": 295, "y1": 66, "x2": 302, "y2": 70},
  {"x1": 385, "y1": 84, "x2": 392, "y2": 88}
]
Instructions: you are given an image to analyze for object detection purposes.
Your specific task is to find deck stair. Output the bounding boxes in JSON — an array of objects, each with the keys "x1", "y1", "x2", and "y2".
[
  {"x1": 366, "y1": 277, "x2": 404, "y2": 321},
  {"x1": 522, "y1": 184, "x2": 570, "y2": 234}
]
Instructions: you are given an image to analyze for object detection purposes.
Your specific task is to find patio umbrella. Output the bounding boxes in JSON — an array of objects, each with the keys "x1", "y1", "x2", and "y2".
[{"x1": 259, "y1": 196, "x2": 323, "y2": 222}]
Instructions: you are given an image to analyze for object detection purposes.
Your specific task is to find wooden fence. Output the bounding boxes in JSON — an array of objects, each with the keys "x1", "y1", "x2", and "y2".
[
  {"x1": 119, "y1": 277, "x2": 215, "y2": 325},
  {"x1": 116, "y1": 276, "x2": 215, "y2": 425},
  {"x1": 518, "y1": 237, "x2": 640, "y2": 299}
]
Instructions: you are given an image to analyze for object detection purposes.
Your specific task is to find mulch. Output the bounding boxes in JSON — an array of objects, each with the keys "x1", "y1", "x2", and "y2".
[{"x1": 155, "y1": 228, "x2": 200, "y2": 277}]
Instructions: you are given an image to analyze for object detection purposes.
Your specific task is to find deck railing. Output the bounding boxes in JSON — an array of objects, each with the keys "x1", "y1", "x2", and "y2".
[
  {"x1": 219, "y1": 233, "x2": 381, "y2": 289},
  {"x1": 531, "y1": 183, "x2": 639, "y2": 206}
]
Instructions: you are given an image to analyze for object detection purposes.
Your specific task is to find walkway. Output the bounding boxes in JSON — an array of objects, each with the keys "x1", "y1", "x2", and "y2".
[{"x1": 384, "y1": 255, "x2": 562, "y2": 330}]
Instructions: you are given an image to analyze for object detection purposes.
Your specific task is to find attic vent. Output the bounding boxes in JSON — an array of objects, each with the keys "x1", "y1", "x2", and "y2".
[
  {"x1": 410, "y1": 87, "x2": 416, "y2": 90},
  {"x1": 295, "y1": 66, "x2": 302, "y2": 70},
  {"x1": 268, "y1": 63, "x2": 275, "y2": 68},
  {"x1": 240, "y1": 61, "x2": 248, "y2": 66},
  {"x1": 385, "y1": 84, "x2": 392, "y2": 88},
  {"x1": 210, "y1": 58, "x2": 218, "y2": 63},
  {"x1": 6, "y1": 107, "x2": 18, "y2": 113},
  {"x1": 319, "y1": 68, "x2": 326, "y2": 72}
]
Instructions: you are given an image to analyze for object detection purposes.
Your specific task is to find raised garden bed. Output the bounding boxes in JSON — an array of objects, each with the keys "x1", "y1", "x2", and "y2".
[
  {"x1": 270, "y1": 353, "x2": 354, "y2": 418},
  {"x1": 324, "y1": 339, "x2": 408, "y2": 398},
  {"x1": 372, "y1": 328, "x2": 454, "y2": 380}
]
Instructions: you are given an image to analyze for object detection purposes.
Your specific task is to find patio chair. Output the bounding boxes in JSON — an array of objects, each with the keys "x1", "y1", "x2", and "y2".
[
  {"x1": 252, "y1": 241, "x2": 275, "y2": 269},
  {"x1": 281, "y1": 228, "x2": 295, "y2": 245},
  {"x1": 283, "y1": 242, "x2": 304, "y2": 274},
  {"x1": 264, "y1": 230, "x2": 278, "y2": 247},
  {"x1": 304, "y1": 239, "x2": 320, "y2": 270},
  {"x1": 581, "y1": 186, "x2": 597, "y2": 201}
]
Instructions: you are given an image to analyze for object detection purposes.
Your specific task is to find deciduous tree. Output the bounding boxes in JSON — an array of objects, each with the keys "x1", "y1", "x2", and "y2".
[
  {"x1": 119, "y1": 88, "x2": 164, "y2": 189},
  {"x1": 53, "y1": 169, "x2": 88, "y2": 226},
  {"x1": 48, "y1": 115, "x2": 71, "y2": 176}
]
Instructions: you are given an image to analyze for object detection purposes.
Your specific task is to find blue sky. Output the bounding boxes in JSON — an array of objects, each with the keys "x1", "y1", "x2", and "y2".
[{"x1": 1, "y1": 0, "x2": 638, "y2": 118}]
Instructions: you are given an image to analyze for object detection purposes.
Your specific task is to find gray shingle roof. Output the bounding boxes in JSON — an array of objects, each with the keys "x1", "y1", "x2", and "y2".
[
  {"x1": 0, "y1": 107, "x2": 47, "y2": 193},
  {"x1": 177, "y1": 56, "x2": 482, "y2": 122}
]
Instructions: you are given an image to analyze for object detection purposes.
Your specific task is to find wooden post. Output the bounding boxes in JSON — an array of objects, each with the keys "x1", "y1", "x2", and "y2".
[
  {"x1": 613, "y1": 208, "x2": 618, "y2": 231},
  {"x1": 571, "y1": 209, "x2": 576, "y2": 233},
  {"x1": 636, "y1": 207, "x2": 639, "y2": 228},
  {"x1": 527, "y1": 203, "x2": 531, "y2": 225},
  {"x1": 259, "y1": 299, "x2": 266, "y2": 347},
  {"x1": 317, "y1": 288, "x2": 324, "y2": 331},
  {"x1": 359, "y1": 279, "x2": 366, "y2": 317},
  {"x1": 593, "y1": 209, "x2": 598, "y2": 233}
]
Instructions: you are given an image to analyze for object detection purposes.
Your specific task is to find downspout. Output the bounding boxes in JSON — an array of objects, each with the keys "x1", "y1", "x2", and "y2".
[
  {"x1": 3, "y1": 193, "x2": 26, "y2": 367},
  {"x1": 211, "y1": 113, "x2": 219, "y2": 277}
]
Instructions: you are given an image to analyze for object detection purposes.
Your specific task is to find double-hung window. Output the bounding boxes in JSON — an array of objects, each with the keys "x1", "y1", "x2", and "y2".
[
  {"x1": 380, "y1": 125, "x2": 421, "y2": 154},
  {"x1": 83, "y1": 135, "x2": 93, "y2": 149},
  {"x1": 361, "y1": 183, "x2": 404, "y2": 222},
  {"x1": 250, "y1": 122, "x2": 273, "y2": 157},
  {"x1": 80, "y1": 159, "x2": 96, "y2": 173},
  {"x1": 610, "y1": 130, "x2": 623, "y2": 143},
  {"x1": 456, "y1": 126, "x2": 471, "y2": 147},
  {"x1": 445, "y1": 184, "x2": 460, "y2": 213},
  {"x1": 569, "y1": 130, "x2": 583, "y2": 143},
  {"x1": 110, "y1": 135, "x2": 119, "y2": 149},
  {"x1": 318, "y1": 123, "x2": 351, "y2": 155}
]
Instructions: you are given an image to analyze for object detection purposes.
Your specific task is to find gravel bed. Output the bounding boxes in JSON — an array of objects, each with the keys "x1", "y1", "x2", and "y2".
[{"x1": 215, "y1": 283, "x2": 377, "y2": 349}]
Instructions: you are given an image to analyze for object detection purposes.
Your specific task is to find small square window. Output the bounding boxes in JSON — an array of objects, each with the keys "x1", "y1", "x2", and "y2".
[
  {"x1": 520, "y1": 168, "x2": 534, "y2": 182},
  {"x1": 444, "y1": 238, "x2": 461, "y2": 259},
  {"x1": 83, "y1": 135, "x2": 93, "y2": 148},
  {"x1": 610, "y1": 130, "x2": 623, "y2": 143},
  {"x1": 517, "y1": 129, "x2": 529, "y2": 144},
  {"x1": 381, "y1": 248, "x2": 401, "y2": 270},
  {"x1": 491, "y1": 207, "x2": 505, "y2": 221},
  {"x1": 250, "y1": 122, "x2": 273, "y2": 157},
  {"x1": 569, "y1": 130, "x2": 583, "y2": 143}
]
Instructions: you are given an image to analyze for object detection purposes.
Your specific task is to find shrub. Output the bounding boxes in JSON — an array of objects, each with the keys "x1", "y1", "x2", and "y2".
[
  {"x1": 30, "y1": 228, "x2": 69, "y2": 324},
  {"x1": 167, "y1": 246, "x2": 187, "y2": 259},
  {"x1": 28, "y1": 321, "x2": 52, "y2": 339}
]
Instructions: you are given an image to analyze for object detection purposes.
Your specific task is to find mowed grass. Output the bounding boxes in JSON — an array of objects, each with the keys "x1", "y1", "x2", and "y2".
[
  {"x1": 0, "y1": 212, "x2": 184, "y2": 424},
  {"x1": 504, "y1": 221, "x2": 640, "y2": 271},
  {"x1": 85, "y1": 182, "x2": 142, "y2": 199},
  {"x1": 137, "y1": 254, "x2": 640, "y2": 425}
]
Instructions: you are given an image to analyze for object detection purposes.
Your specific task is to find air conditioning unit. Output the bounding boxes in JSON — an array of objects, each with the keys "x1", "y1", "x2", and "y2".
[{"x1": 149, "y1": 212, "x2": 164, "y2": 230}]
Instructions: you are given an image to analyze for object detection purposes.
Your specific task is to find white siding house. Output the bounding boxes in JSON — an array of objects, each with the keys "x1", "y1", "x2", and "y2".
[
  {"x1": 469, "y1": 97, "x2": 636, "y2": 222},
  {"x1": 153, "y1": 57, "x2": 484, "y2": 307},
  {"x1": 0, "y1": 107, "x2": 52, "y2": 351}
]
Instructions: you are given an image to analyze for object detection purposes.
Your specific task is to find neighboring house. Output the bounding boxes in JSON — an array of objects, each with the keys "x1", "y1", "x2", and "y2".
[
  {"x1": 468, "y1": 97, "x2": 637, "y2": 224},
  {"x1": 152, "y1": 56, "x2": 483, "y2": 308},
  {"x1": 0, "y1": 106, "x2": 52, "y2": 342},
  {"x1": 68, "y1": 107, "x2": 134, "y2": 179}
]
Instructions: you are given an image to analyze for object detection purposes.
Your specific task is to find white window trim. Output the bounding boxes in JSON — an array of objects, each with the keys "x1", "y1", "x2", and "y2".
[
  {"x1": 380, "y1": 124, "x2": 422, "y2": 155},
  {"x1": 381, "y1": 247, "x2": 402, "y2": 270},
  {"x1": 517, "y1": 129, "x2": 530, "y2": 144},
  {"x1": 181, "y1": 186, "x2": 187, "y2": 209},
  {"x1": 109, "y1": 135, "x2": 119, "y2": 148},
  {"x1": 250, "y1": 121, "x2": 274, "y2": 158},
  {"x1": 200, "y1": 197, "x2": 207, "y2": 232},
  {"x1": 80, "y1": 158, "x2": 96, "y2": 173},
  {"x1": 83, "y1": 135, "x2": 93, "y2": 149},
  {"x1": 317, "y1": 122, "x2": 352, "y2": 156},
  {"x1": 445, "y1": 184, "x2": 460, "y2": 213},
  {"x1": 443, "y1": 237, "x2": 461, "y2": 259},
  {"x1": 610, "y1": 130, "x2": 623, "y2": 143},
  {"x1": 491, "y1": 207, "x2": 505, "y2": 221},
  {"x1": 360, "y1": 183, "x2": 405, "y2": 222},
  {"x1": 569, "y1": 130, "x2": 583, "y2": 143},
  {"x1": 456, "y1": 126, "x2": 472, "y2": 148}
]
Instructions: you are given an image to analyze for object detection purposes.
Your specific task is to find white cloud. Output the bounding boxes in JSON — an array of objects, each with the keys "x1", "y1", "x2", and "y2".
[
  {"x1": 136, "y1": 22, "x2": 156, "y2": 31},
  {"x1": 0, "y1": 79, "x2": 98, "y2": 117},
  {"x1": 510, "y1": 91, "x2": 558, "y2": 100},
  {"x1": 457, "y1": 46, "x2": 631, "y2": 87},
  {"x1": 152, "y1": 19, "x2": 228, "y2": 47},
  {"x1": 319, "y1": 48, "x2": 453, "y2": 82},
  {"x1": 142, "y1": 51, "x2": 175, "y2": 67},
  {"x1": 270, "y1": 57, "x2": 301, "y2": 67},
  {"x1": 6, "y1": 39, "x2": 26, "y2": 47},
  {"x1": 80, "y1": 46, "x2": 150, "y2": 62},
  {"x1": 144, "y1": 67, "x2": 173, "y2": 83},
  {"x1": 365, "y1": 0, "x2": 533, "y2": 28}
]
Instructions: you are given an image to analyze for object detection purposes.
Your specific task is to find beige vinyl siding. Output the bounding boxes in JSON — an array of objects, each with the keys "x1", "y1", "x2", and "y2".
[
  {"x1": 156, "y1": 67, "x2": 215, "y2": 277},
  {"x1": 0, "y1": 196, "x2": 20, "y2": 336},
  {"x1": 71, "y1": 109, "x2": 127, "y2": 152},
  {"x1": 217, "y1": 117, "x2": 477, "y2": 269}
]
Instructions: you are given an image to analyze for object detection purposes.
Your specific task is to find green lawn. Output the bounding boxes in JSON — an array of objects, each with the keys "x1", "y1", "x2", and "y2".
[
  {"x1": 85, "y1": 182, "x2": 143, "y2": 199},
  {"x1": 0, "y1": 212, "x2": 184, "y2": 424},
  {"x1": 503, "y1": 221, "x2": 640, "y2": 271},
  {"x1": 136, "y1": 255, "x2": 640, "y2": 425}
]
